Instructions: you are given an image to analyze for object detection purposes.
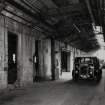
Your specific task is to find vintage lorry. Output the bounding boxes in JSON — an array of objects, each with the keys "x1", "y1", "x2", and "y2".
[{"x1": 72, "y1": 57, "x2": 102, "y2": 82}]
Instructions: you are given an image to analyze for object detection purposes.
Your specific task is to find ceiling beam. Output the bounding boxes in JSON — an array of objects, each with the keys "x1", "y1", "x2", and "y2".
[
  {"x1": 101, "y1": 0, "x2": 105, "y2": 41},
  {"x1": 0, "y1": 0, "x2": 6, "y2": 12},
  {"x1": 38, "y1": 0, "x2": 49, "y2": 10},
  {"x1": 20, "y1": 0, "x2": 41, "y2": 13},
  {"x1": 5, "y1": 0, "x2": 55, "y2": 30},
  {"x1": 42, "y1": 3, "x2": 83, "y2": 18},
  {"x1": 85, "y1": 0, "x2": 95, "y2": 24}
]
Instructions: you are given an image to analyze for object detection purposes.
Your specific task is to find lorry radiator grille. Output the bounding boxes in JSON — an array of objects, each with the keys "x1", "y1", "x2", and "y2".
[{"x1": 80, "y1": 66, "x2": 88, "y2": 75}]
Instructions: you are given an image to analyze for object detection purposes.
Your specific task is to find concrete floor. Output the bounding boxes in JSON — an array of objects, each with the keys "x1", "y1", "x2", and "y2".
[
  {"x1": 59, "y1": 72, "x2": 72, "y2": 81},
  {"x1": 0, "y1": 70, "x2": 105, "y2": 105}
]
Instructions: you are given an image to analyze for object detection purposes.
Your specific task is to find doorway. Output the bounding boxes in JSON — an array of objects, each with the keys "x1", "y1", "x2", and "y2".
[
  {"x1": 8, "y1": 32, "x2": 18, "y2": 84},
  {"x1": 60, "y1": 51, "x2": 72, "y2": 80},
  {"x1": 33, "y1": 40, "x2": 40, "y2": 82},
  {"x1": 61, "y1": 51, "x2": 68, "y2": 72}
]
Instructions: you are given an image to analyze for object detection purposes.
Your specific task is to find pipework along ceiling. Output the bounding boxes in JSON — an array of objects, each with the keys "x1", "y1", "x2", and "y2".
[{"x1": 1, "y1": 0, "x2": 102, "y2": 52}]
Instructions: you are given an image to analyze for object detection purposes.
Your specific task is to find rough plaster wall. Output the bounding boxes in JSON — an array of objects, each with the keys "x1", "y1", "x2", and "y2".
[
  {"x1": 67, "y1": 52, "x2": 70, "y2": 72},
  {"x1": 55, "y1": 41, "x2": 61, "y2": 79},
  {"x1": 0, "y1": 14, "x2": 35, "y2": 88},
  {"x1": 31, "y1": 29, "x2": 46, "y2": 80},
  {"x1": 70, "y1": 51, "x2": 74, "y2": 71},
  {"x1": 33, "y1": 30, "x2": 52, "y2": 80},
  {"x1": 20, "y1": 26, "x2": 35, "y2": 85},
  {"x1": 55, "y1": 52, "x2": 61, "y2": 79},
  {"x1": 67, "y1": 45, "x2": 74, "y2": 71},
  {"x1": 5, "y1": 15, "x2": 23, "y2": 86},
  {"x1": 54, "y1": 41, "x2": 74, "y2": 79},
  {"x1": 0, "y1": 15, "x2": 7, "y2": 89},
  {"x1": 3, "y1": 4, "x2": 35, "y2": 86},
  {"x1": 0, "y1": 12, "x2": 75, "y2": 89},
  {"x1": 39, "y1": 39, "x2": 63, "y2": 80},
  {"x1": 40, "y1": 39, "x2": 51, "y2": 80},
  {"x1": 38, "y1": 40, "x2": 44, "y2": 78}
]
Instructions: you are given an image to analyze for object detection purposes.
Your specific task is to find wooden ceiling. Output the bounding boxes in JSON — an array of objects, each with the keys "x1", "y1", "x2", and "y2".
[{"x1": 1, "y1": 0, "x2": 102, "y2": 52}]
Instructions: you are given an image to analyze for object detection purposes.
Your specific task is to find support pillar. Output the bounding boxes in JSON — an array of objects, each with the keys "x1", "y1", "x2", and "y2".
[{"x1": 51, "y1": 38, "x2": 55, "y2": 80}]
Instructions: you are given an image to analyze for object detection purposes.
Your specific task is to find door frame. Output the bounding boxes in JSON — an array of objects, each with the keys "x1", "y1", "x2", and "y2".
[{"x1": 8, "y1": 31, "x2": 18, "y2": 84}]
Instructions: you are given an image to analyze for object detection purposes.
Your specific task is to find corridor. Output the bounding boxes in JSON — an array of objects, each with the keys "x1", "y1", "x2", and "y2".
[
  {"x1": 0, "y1": 1, "x2": 105, "y2": 105},
  {"x1": 0, "y1": 70, "x2": 105, "y2": 105}
]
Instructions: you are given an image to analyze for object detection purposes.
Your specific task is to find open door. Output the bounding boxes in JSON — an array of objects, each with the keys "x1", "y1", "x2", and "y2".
[
  {"x1": 33, "y1": 40, "x2": 40, "y2": 82},
  {"x1": 60, "y1": 51, "x2": 71, "y2": 80},
  {"x1": 61, "y1": 51, "x2": 68, "y2": 72},
  {"x1": 8, "y1": 32, "x2": 17, "y2": 84}
]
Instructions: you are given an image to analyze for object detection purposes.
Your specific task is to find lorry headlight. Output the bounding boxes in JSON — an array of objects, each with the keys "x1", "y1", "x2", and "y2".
[
  {"x1": 90, "y1": 66, "x2": 94, "y2": 69},
  {"x1": 90, "y1": 71, "x2": 93, "y2": 74}
]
